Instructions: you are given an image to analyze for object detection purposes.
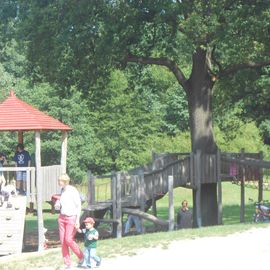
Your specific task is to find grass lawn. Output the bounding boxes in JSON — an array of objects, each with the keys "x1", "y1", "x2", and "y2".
[{"x1": 6, "y1": 182, "x2": 269, "y2": 270}]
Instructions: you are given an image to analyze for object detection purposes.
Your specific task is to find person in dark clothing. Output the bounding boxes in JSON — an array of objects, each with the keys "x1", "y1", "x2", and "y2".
[
  {"x1": 0, "y1": 152, "x2": 6, "y2": 176},
  {"x1": 13, "y1": 143, "x2": 31, "y2": 195},
  {"x1": 177, "y1": 200, "x2": 193, "y2": 229}
]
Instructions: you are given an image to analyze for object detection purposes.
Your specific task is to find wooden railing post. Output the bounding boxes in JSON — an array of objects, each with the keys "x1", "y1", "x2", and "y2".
[
  {"x1": 60, "y1": 131, "x2": 68, "y2": 174},
  {"x1": 151, "y1": 192, "x2": 157, "y2": 217},
  {"x1": 138, "y1": 168, "x2": 145, "y2": 233},
  {"x1": 168, "y1": 175, "x2": 174, "y2": 231},
  {"x1": 116, "y1": 172, "x2": 122, "y2": 238},
  {"x1": 217, "y1": 149, "x2": 223, "y2": 225},
  {"x1": 112, "y1": 172, "x2": 122, "y2": 238},
  {"x1": 258, "y1": 151, "x2": 263, "y2": 202},
  {"x1": 87, "y1": 171, "x2": 95, "y2": 206},
  {"x1": 111, "y1": 172, "x2": 117, "y2": 236},
  {"x1": 240, "y1": 148, "x2": 245, "y2": 223},
  {"x1": 195, "y1": 150, "x2": 202, "y2": 228},
  {"x1": 35, "y1": 131, "x2": 45, "y2": 252}
]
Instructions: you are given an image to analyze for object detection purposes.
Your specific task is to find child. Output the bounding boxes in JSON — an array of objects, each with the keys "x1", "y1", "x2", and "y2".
[
  {"x1": 77, "y1": 217, "x2": 101, "y2": 269},
  {"x1": 0, "y1": 179, "x2": 17, "y2": 208},
  {"x1": 176, "y1": 200, "x2": 193, "y2": 229}
]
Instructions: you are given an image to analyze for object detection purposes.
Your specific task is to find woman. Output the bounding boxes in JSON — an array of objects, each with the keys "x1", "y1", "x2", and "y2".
[{"x1": 57, "y1": 174, "x2": 84, "y2": 269}]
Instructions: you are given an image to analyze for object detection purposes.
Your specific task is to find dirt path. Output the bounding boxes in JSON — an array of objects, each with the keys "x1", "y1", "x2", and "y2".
[
  {"x1": 3, "y1": 226, "x2": 270, "y2": 269},
  {"x1": 97, "y1": 226, "x2": 270, "y2": 270}
]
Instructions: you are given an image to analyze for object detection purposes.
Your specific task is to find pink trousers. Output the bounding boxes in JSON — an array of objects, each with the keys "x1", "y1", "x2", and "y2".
[{"x1": 58, "y1": 214, "x2": 83, "y2": 266}]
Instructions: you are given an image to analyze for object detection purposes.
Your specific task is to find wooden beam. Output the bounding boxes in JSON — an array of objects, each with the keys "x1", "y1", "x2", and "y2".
[
  {"x1": 122, "y1": 208, "x2": 169, "y2": 227},
  {"x1": 61, "y1": 131, "x2": 68, "y2": 174},
  {"x1": 221, "y1": 155, "x2": 270, "y2": 169},
  {"x1": 35, "y1": 131, "x2": 45, "y2": 252}
]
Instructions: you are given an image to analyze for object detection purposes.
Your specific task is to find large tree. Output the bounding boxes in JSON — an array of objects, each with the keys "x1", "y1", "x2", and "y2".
[{"x1": 18, "y1": 0, "x2": 270, "y2": 225}]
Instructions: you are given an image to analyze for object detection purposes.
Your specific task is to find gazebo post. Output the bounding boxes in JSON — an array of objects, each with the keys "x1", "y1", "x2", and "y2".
[
  {"x1": 35, "y1": 131, "x2": 45, "y2": 252},
  {"x1": 18, "y1": 131, "x2": 24, "y2": 144},
  {"x1": 61, "y1": 131, "x2": 68, "y2": 174}
]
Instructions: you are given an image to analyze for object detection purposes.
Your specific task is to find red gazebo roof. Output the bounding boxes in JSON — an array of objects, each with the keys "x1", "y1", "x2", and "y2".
[{"x1": 0, "y1": 91, "x2": 72, "y2": 131}]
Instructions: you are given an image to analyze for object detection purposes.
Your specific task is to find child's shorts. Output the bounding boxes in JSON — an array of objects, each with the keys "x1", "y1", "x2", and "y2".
[{"x1": 16, "y1": 171, "x2": 27, "y2": 181}]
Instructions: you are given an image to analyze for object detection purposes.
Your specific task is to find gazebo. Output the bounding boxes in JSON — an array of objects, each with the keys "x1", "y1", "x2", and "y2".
[{"x1": 0, "y1": 90, "x2": 72, "y2": 251}]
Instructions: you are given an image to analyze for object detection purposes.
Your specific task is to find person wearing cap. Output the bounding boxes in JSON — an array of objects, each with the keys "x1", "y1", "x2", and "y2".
[
  {"x1": 13, "y1": 143, "x2": 31, "y2": 195},
  {"x1": 57, "y1": 174, "x2": 84, "y2": 270},
  {"x1": 77, "y1": 217, "x2": 101, "y2": 269}
]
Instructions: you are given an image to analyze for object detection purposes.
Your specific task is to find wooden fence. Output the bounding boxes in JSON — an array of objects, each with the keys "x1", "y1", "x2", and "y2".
[{"x1": 41, "y1": 165, "x2": 62, "y2": 201}]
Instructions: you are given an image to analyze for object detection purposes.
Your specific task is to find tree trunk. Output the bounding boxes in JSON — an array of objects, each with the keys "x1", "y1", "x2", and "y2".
[{"x1": 188, "y1": 48, "x2": 218, "y2": 226}]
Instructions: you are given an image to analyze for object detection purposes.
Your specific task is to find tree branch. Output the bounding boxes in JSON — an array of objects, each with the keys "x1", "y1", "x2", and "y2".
[
  {"x1": 125, "y1": 54, "x2": 189, "y2": 91},
  {"x1": 219, "y1": 60, "x2": 270, "y2": 78},
  {"x1": 211, "y1": 45, "x2": 222, "y2": 73}
]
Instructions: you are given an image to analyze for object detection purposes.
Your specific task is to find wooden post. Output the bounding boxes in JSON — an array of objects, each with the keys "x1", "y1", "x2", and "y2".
[
  {"x1": 26, "y1": 169, "x2": 34, "y2": 212},
  {"x1": 30, "y1": 168, "x2": 35, "y2": 212},
  {"x1": 151, "y1": 192, "x2": 157, "y2": 217},
  {"x1": 130, "y1": 175, "x2": 136, "y2": 205},
  {"x1": 217, "y1": 149, "x2": 223, "y2": 225},
  {"x1": 115, "y1": 172, "x2": 122, "y2": 238},
  {"x1": 138, "y1": 169, "x2": 145, "y2": 233},
  {"x1": 168, "y1": 175, "x2": 174, "y2": 231},
  {"x1": 18, "y1": 131, "x2": 23, "y2": 144},
  {"x1": 111, "y1": 172, "x2": 117, "y2": 237},
  {"x1": 61, "y1": 131, "x2": 68, "y2": 174},
  {"x1": 240, "y1": 148, "x2": 245, "y2": 223},
  {"x1": 190, "y1": 152, "x2": 194, "y2": 187},
  {"x1": 35, "y1": 131, "x2": 45, "y2": 252},
  {"x1": 26, "y1": 169, "x2": 30, "y2": 202},
  {"x1": 152, "y1": 151, "x2": 158, "y2": 161},
  {"x1": 195, "y1": 150, "x2": 202, "y2": 228},
  {"x1": 87, "y1": 170, "x2": 95, "y2": 206},
  {"x1": 258, "y1": 151, "x2": 263, "y2": 202}
]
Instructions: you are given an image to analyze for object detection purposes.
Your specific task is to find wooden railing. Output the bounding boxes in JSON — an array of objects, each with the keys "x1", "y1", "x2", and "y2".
[
  {"x1": 0, "y1": 165, "x2": 61, "y2": 203},
  {"x1": 87, "y1": 150, "x2": 269, "y2": 210},
  {"x1": 0, "y1": 167, "x2": 36, "y2": 203}
]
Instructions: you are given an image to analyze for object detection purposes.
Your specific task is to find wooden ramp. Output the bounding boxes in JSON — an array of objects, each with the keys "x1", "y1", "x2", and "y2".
[{"x1": 0, "y1": 196, "x2": 27, "y2": 255}]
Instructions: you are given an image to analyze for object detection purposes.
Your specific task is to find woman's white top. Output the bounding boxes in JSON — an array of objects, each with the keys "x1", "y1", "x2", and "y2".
[{"x1": 60, "y1": 185, "x2": 81, "y2": 216}]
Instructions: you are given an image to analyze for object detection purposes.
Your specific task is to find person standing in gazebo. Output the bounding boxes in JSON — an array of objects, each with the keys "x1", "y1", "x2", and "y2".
[{"x1": 13, "y1": 143, "x2": 31, "y2": 195}]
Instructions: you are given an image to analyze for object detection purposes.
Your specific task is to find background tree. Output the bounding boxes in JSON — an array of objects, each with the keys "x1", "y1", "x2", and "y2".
[{"x1": 18, "y1": 0, "x2": 270, "y2": 225}]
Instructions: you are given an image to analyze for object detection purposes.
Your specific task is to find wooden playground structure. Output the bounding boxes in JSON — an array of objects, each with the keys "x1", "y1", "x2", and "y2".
[
  {"x1": 83, "y1": 149, "x2": 269, "y2": 238},
  {"x1": 1, "y1": 91, "x2": 270, "y2": 255},
  {"x1": 0, "y1": 91, "x2": 71, "y2": 255}
]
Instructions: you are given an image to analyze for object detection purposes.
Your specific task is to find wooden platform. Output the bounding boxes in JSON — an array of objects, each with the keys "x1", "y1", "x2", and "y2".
[
  {"x1": 84, "y1": 201, "x2": 112, "y2": 211},
  {"x1": 0, "y1": 195, "x2": 27, "y2": 255}
]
